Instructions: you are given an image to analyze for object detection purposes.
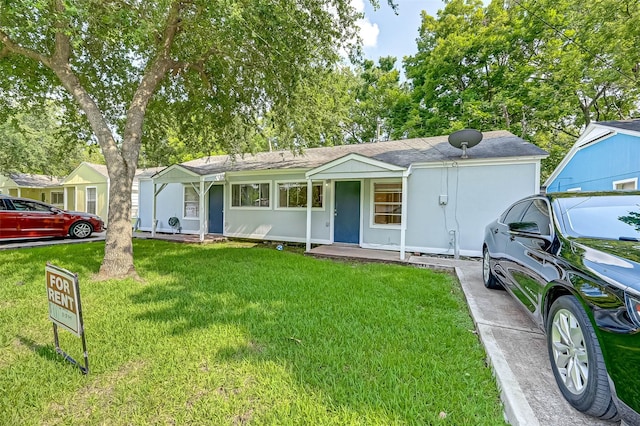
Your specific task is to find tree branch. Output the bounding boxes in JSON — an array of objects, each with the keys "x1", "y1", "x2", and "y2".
[
  {"x1": 52, "y1": 0, "x2": 71, "y2": 63},
  {"x1": 0, "y1": 30, "x2": 51, "y2": 66},
  {"x1": 121, "y1": 0, "x2": 184, "y2": 167},
  {"x1": 548, "y1": 124, "x2": 579, "y2": 139}
]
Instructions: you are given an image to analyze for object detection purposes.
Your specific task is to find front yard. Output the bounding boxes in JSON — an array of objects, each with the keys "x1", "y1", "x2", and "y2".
[{"x1": 0, "y1": 240, "x2": 505, "y2": 425}]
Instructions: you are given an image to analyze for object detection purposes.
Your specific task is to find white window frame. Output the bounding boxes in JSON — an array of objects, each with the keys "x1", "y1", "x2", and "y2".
[
  {"x1": 51, "y1": 191, "x2": 64, "y2": 205},
  {"x1": 86, "y1": 186, "x2": 97, "y2": 215},
  {"x1": 370, "y1": 179, "x2": 403, "y2": 229},
  {"x1": 183, "y1": 184, "x2": 200, "y2": 219},
  {"x1": 230, "y1": 181, "x2": 271, "y2": 210},
  {"x1": 613, "y1": 178, "x2": 638, "y2": 190},
  {"x1": 275, "y1": 180, "x2": 325, "y2": 211}
]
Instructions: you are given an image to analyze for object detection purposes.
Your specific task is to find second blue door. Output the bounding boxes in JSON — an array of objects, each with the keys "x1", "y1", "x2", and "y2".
[{"x1": 208, "y1": 185, "x2": 224, "y2": 234}]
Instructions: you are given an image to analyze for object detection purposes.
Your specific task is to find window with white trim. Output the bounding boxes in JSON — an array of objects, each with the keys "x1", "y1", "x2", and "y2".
[
  {"x1": 372, "y1": 182, "x2": 402, "y2": 225},
  {"x1": 613, "y1": 178, "x2": 638, "y2": 190},
  {"x1": 86, "y1": 187, "x2": 97, "y2": 214},
  {"x1": 231, "y1": 183, "x2": 270, "y2": 207},
  {"x1": 51, "y1": 191, "x2": 64, "y2": 205},
  {"x1": 277, "y1": 182, "x2": 323, "y2": 208},
  {"x1": 183, "y1": 185, "x2": 199, "y2": 218}
]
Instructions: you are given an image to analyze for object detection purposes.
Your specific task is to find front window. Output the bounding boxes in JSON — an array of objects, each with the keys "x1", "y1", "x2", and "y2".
[
  {"x1": 278, "y1": 182, "x2": 323, "y2": 208},
  {"x1": 232, "y1": 183, "x2": 270, "y2": 208},
  {"x1": 51, "y1": 192, "x2": 64, "y2": 205},
  {"x1": 86, "y1": 187, "x2": 97, "y2": 214},
  {"x1": 372, "y1": 182, "x2": 402, "y2": 225},
  {"x1": 183, "y1": 185, "x2": 199, "y2": 218},
  {"x1": 556, "y1": 195, "x2": 640, "y2": 240}
]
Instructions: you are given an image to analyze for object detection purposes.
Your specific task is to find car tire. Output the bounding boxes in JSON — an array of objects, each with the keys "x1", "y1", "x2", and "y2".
[
  {"x1": 546, "y1": 295, "x2": 618, "y2": 420},
  {"x1": 69, "y1": 221, "x2": 93, "y2": 239},
  {"x1": 482, "y1": 247, "x2": 501, "y2": 289}
]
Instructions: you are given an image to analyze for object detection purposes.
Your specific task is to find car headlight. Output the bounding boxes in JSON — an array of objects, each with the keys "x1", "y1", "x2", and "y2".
[{"x1": 625, "y1": 293, "x2": 640, "y2": 327}]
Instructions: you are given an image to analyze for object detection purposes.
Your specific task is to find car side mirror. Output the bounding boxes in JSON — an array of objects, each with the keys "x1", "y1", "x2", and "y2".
[
  {"x1": 50, "y1": 207, "x2": 61, "y2": 214},
  {"x1": 508, "y1": 221, "x2": 541, "y2": 234}
]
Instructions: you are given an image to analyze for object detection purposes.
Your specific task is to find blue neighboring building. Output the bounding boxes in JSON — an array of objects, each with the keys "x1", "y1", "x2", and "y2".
[{"x1": 545, "y1": 119, "x2": 640, "y2": 192}]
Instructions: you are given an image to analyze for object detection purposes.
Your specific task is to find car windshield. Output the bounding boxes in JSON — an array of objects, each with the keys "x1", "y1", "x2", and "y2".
[{"x1": 555, "y1": 195, "x2": 640, "y2": 240}]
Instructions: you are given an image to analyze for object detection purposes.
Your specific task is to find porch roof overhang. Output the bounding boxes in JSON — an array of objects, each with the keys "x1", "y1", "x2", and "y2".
[
  {"x1": 305, "y1": 153, "x2": 407, "y2": 180},
  {"x1": 152, "y1": 164, "x2": 225, "y2": 184}
]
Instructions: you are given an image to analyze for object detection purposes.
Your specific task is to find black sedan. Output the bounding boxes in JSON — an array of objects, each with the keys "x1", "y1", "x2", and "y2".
[{"x1": 483, "y1": 191, "x2": 640, "y2": 423}]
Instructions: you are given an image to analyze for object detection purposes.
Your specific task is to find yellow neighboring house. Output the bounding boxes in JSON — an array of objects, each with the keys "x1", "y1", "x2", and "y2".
[
  {"x1": 0, "y1": 173, "x2": 65, "y2": 206},
  {"x1": 62, "y1": 162, "x2": 109, "y2": 222},
  {"x1": 62, "y1": 162, "x2": 164, "y2": 226}
]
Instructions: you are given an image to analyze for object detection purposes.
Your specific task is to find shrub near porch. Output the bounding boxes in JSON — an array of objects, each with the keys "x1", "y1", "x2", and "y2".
[{"x1": 0, "y1": 241, "x2": 505, "y2": 425}]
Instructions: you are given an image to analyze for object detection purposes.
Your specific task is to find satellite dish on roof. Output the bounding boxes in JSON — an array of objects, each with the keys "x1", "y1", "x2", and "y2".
[{"x1": 448, "y1": 129, "x2": 483, "y2": 159}]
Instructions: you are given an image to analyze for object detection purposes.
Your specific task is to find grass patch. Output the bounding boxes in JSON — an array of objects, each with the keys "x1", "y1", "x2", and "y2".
[{"x1": 0, "y1": 240, "x2": 505, "y2": 425}]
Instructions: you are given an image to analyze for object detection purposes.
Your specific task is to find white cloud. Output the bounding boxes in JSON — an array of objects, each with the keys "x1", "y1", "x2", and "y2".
[{"x1": 351, "y1": 0, "x2": 379, "y2": 48}]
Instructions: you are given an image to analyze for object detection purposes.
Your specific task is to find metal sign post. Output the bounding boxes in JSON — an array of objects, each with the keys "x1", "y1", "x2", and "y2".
[{"x1": 45, "y1": 263, "x2": 89, "y2": 374}]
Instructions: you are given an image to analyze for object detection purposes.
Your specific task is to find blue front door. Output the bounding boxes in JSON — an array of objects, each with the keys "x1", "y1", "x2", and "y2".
[
  {"x1": 208, "y1": 185, "x2": 224, "y2": 234},
  {"x1": 334, "y1": 181, "x2": 360, "y2": 244}
]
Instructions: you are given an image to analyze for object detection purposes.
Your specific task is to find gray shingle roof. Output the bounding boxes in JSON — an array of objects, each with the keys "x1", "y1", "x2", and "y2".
[
  {"x1": 9, "y1": 173, "x2": 63, "y2": 187},
  {"x1": 178, "y1": 130, "x2": 547, "y2": 176},
  {"x1": 596, "y1": 119, "x2": 640, "y2": 133}
]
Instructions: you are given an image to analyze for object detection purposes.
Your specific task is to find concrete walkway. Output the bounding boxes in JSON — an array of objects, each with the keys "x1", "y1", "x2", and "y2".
[{"x1": 307, "y1": 245, "x2": 616, "y2": 426}]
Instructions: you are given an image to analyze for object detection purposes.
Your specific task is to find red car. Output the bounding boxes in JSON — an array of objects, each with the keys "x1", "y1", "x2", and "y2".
[{"x1": 0, "y1": 195, "x2": 105, "y2": 240}]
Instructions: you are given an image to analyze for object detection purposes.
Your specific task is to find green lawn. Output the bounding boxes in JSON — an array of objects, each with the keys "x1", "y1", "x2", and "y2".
[{"x1": 0, "y1": 240, "x2": 505, "y2": 425}]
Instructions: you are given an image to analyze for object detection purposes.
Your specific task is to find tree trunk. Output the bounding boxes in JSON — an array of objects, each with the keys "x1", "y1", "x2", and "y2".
[{"x1": 96, "y1": 158, "x2": 138, "y2": 280}]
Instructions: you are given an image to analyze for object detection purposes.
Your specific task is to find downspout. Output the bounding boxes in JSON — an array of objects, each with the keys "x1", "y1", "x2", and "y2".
[{"x1": 306, "y1": 178, "x2": 312, "y2": 251}]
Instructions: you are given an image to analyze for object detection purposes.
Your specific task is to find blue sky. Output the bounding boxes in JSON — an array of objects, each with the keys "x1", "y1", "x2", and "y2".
[{"x1": 354, "y1": 0, "x2": 446, "y2": 68}]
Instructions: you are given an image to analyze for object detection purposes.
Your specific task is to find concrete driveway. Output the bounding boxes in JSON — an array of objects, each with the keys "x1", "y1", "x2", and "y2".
[
  {"x1": 0, "y1": 232, "x2": 106, "y2": 251},
  {"x1": 453, "y1": 261, "x2": 615, "y2": 426}
]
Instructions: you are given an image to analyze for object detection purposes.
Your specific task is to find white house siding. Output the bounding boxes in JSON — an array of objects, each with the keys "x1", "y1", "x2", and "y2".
[
  {"x1": 403, "y1": 162, "x2": 539, "y2": 257},
  {"x1": 360, "y1": 178, "x2": 403, "y2": 249},
  {"x1": 138, "y1": 180, "x2": 201, "y2": 233},
  {"x1": 225, "y1": 172, "x2": 332, "y2": 243}
]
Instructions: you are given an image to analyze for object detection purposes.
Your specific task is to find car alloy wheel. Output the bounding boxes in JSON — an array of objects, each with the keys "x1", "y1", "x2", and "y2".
[
  {"x1": 546, "y1": 296, "x2": 618, "y2": 419},
  {"x1": 70, "y1": 221, "x2": 93, "y2": 239},
  {"x1": 550, "y1": 307, "x2": 588, "y2": 394},
  {"x1": 482, "y1": 248, "x2": 501, "y2": 289}
]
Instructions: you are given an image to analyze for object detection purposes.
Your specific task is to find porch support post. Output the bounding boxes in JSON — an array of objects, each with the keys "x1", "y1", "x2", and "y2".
[
  {"x1": 151, "y1": 182, "x2": 157, "y2": 237},
  {"x1": 400, "y1": 174, "x2": 408, "y2": 261},
  {"x1": 199, "y1": 178, "x2": 206, "y2": 242},
  {"x1": 306, "y1": 178, "x2": 312, "y2": 252}
]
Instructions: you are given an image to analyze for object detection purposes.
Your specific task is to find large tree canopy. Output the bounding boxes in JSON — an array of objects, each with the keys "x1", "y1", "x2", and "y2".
[
  {"x1": 402, "y1": 0, "x2": 640, "y2": 177},
  {"x1": 0, "y1": 0, "x2": 394, "y2": 279}
]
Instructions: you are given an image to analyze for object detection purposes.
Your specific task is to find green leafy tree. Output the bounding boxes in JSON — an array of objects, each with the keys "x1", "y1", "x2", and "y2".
[
  {"x1": 401, "y1": 0, "x2": 640, "y2": 178},
  {"x1": 0, "y1": 0, "x2": 395, "y2": 279},
  {"x1": 0, "y1": 103, "x2": 93, "y2": 176},
  {"x1": 346, "y1": 57, "x2": 408, "y2": 143}
]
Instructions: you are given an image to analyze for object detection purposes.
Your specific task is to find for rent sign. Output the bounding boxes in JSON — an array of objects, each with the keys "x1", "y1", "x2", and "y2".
[{"x1": 45, "y1": 264, "x2": 82, "y2": 336}]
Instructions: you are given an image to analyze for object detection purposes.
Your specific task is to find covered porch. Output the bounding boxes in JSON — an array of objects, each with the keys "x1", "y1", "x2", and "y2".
[
  {"x1": 150, "y1": 165, "x2": 225, "y2": 241},
  {"x1": 303, "y1": 153, "x2": 411, "y2": 259}
]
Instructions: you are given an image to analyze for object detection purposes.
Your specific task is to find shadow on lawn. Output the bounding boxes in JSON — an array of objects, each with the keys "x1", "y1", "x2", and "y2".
[
  {"x1": 17, "y1": 336, "x2": 63, "y2": 364},
  {"x1": 128, "y1": 243, "x2": 439, "y2": 423}
]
